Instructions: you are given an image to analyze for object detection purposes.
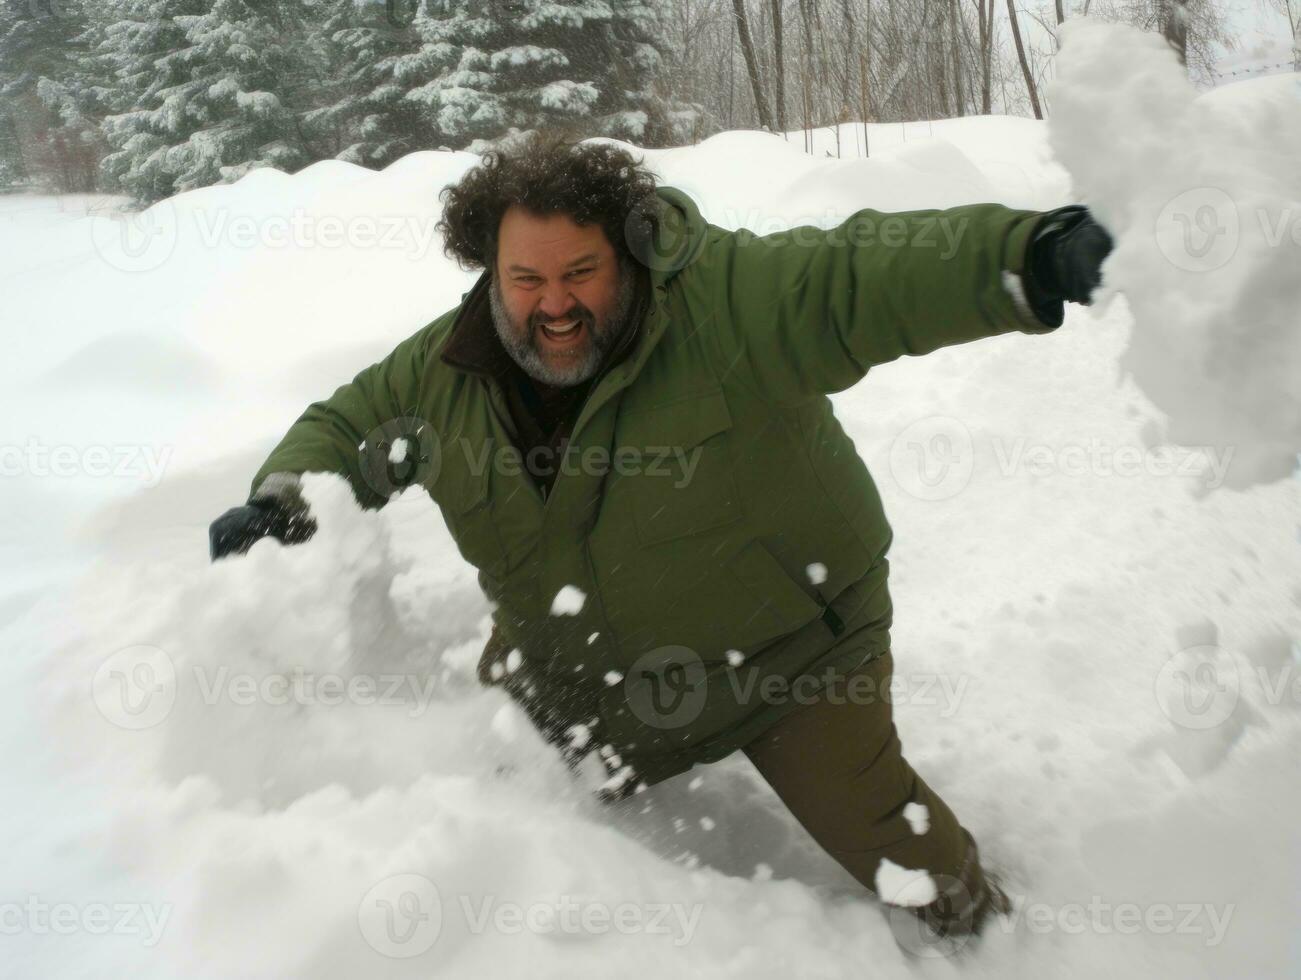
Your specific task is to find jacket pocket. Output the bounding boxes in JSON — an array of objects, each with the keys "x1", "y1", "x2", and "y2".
[
  {"x1": 726, "y1": 537, "x2": 824, "y2": 649},
  {"x1": 623, "y1": 387, "x2": 743, "y2": 546}
]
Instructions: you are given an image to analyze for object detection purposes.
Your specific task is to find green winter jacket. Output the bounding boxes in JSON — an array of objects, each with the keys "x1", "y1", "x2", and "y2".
[{"x1": 251, "y1": 186, "x2": 1059, "y2": 786}]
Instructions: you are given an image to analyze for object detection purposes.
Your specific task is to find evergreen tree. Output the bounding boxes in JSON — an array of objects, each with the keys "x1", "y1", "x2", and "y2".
[
  {"x1": 99, "y1": 0, "x2": 316, "y2": 204},
  {"x1": 306, "y1": 0, "x2": 456, "y2": 168},
  {"x1": 410, "y1": 0, "x2": 696, "y2": 150},
  {"x1": 0, "y1": 0, "x2": 99, "y2": 189}
]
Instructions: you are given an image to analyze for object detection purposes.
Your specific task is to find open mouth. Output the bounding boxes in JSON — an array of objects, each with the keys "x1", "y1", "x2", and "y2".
[{"x1": 538, "y1": 318, "x2": 585, "y2": 346}]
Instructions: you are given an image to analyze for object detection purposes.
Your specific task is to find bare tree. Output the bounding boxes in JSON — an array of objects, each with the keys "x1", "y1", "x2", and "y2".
[
  {"x1": 1163, "y1": 0, "x2": 1190, "y2": 63},
  {"x1": 731, "y1": 0, "x2": 776, "y2": 129},
  {"x1": 771, "y1": 0, "x2": 788, "y2": 129},
  {"x1": 1006, "y1": 0, "x2": 1043, "y2": 117}
]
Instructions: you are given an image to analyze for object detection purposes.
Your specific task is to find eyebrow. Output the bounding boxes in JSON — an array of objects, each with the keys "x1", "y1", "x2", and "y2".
[{"x1": 506, "y1": 253, "x2": 599, "y2": 274}]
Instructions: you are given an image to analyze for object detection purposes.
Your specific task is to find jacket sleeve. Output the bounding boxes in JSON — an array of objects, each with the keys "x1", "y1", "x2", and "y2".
[
  {"x1": 703, "y1": 203, "x2": 1058, "y2": 401},
  {"x1": 248, "y1": 316, "x2": 446, "y2": 509}
]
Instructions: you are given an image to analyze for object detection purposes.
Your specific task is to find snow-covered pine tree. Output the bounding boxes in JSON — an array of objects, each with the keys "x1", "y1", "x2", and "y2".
[
  {"x1": 304, "y1": 0, "x2": 457, "y2": 168},
  {"x1": 0, "y1": 0, "x2": 100, "y2": 189},
  {"x1": 99, "y1": 0, "x2": 318, "y2": 204},
  {"x1": 411, "y1": 0, "x2": 695, "y2": 151}
]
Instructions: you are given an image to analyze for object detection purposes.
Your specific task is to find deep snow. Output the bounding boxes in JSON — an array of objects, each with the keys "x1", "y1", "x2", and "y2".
[{"x1": 1, "y1": 21, "x2": 1298, "y2": 979}]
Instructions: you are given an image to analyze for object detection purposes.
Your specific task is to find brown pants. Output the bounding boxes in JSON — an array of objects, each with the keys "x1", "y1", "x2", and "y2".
[
  {"x1": 480, "y1": 630, "x2": 998, "y2": 936},
  {"x1": 742, "y1": 650, "x2": 998, "y2": 937}
]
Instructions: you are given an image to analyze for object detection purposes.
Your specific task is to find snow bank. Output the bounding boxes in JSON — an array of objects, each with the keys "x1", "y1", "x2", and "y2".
[{"x1": 2, "y1": 30, "x2": 1299, "y2": 975}]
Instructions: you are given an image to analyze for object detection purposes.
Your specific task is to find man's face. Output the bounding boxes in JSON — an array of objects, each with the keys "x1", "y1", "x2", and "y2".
[{"x1": 489, "y1": 205, "x2": 633, "y2": 387}]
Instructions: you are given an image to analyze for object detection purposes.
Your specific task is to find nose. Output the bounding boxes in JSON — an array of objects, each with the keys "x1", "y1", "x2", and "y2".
[{"x1": 536, "y1": 283, "x2": 576, "y2": 321}]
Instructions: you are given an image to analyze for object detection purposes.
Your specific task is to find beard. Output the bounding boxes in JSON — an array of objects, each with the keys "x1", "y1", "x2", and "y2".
[{"x1": 489, "y1": 259, "x2": 637, "y2": 388}]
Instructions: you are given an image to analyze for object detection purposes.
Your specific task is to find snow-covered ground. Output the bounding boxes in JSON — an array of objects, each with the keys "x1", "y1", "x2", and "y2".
[{"x1": 1, "y1": 21, "x2": 1297, "y2": 979}]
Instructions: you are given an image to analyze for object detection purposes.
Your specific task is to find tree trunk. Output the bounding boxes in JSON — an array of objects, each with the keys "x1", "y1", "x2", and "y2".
[
  {"x1": 1055, "y1": 0, "x2": 1064, "y2": 24},
  {"x1": 950, "y1": 0, "x2": 966, "y2": 115},
  {"x1": 731, "y1": 0, "x2": 776, "y2": 129},
  {"x1": 771, "y1": 0, "x2": 786, "y2": 130},
  {"x1": 1163, "y1": 0, "x2": 1189, "y2": 66},
  {"x1": 977, "y1": 0, "x2": 993, "y2": 113},
  {"x1": 839, "y1": 0, "x2": 856, "y2": 119},
  {"x1": 1006, "y1": 0, "x2": 1042, "y2": 118}
]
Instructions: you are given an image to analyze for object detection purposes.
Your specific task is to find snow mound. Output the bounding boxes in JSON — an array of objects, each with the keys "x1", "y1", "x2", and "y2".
[{"x1": 1050, "y1": 21, "x2": 1301, "y2": 488}]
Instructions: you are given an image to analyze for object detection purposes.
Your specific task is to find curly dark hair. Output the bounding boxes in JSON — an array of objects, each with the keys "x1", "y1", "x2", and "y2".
[{"x1": 436, "y1": 131, "x2": 661, "y2": 271}]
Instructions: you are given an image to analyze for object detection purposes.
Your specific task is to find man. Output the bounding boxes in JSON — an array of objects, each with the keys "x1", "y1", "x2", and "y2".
[{"x1": 209, "y1": 133, "x2": 1112, "y2": 946}]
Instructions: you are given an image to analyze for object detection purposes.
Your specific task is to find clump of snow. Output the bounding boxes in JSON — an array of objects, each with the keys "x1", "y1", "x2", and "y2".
[
  {"x1": 875, "y1": 859, "x2": 938, "y2": 907},
  {"x1": 603, "y1": 669, "x2": 623, "y2": 686},
  {"x1": 388, "y1": 437, "x2": 409, "y2": 464},
  {"x1": 903, "y1": 802, "x2": 931, "y2": 835},
  {"x1": 549, "y1": 585, "x2": 586, "y2": 615},
  {"x1": 806, "y1": 562, "x2": 828, "y2": 585},
  {"x1": 1050, "y1": 20, "x2": 1301, "y2": 489}
]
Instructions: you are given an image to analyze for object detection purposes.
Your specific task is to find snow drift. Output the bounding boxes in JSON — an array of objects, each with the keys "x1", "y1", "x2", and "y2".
[{"x1": 1, "y1": 21, "x2": 1298, "y2": 979}]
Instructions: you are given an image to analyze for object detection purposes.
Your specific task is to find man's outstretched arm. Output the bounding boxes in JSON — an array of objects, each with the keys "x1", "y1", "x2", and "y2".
[
  {"x1": 210, "y1": 316, "x2": 446, "y2": 559},
  {"x1": 702, "y1": 202, "x2": 1112, "y2": 401}
]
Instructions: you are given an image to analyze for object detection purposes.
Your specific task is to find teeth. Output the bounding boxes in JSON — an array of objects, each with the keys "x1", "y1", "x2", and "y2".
[{"x1": 544, "y1": 320, "x2": 579, "y2": 335}]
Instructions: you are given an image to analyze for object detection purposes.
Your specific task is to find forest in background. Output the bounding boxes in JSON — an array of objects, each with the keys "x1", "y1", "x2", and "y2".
[{"x1": 0, "y1": 0, "x2": 1290, "y2": 204}]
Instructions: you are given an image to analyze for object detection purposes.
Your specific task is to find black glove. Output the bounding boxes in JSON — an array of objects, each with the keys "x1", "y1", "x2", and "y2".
[
  {"x1": 1023, "y1": 205, "x2": 1114, "y2": 325},
  {"x1": 209, "y1": 495, "x2": 317, "y2": 561}
]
